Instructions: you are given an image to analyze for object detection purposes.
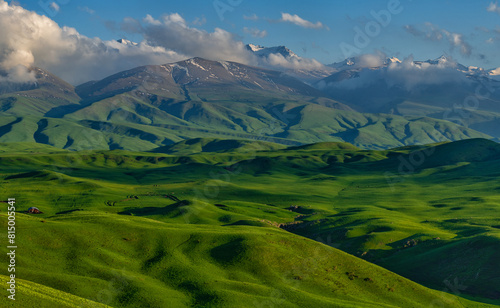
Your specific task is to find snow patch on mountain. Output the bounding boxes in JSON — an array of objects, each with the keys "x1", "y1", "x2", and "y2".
[{"x1": 187, "y1": 58, "x2": 207, "y2": 71}]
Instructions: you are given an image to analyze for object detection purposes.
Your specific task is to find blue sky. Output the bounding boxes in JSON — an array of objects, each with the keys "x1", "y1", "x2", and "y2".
[{"x1": 14, "y1": 0, "x2": 500, "y2": 67}]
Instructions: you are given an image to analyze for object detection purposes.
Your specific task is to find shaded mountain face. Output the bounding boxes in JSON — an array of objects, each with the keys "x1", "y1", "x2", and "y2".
[
  {"x1": 316, "y1": 56, "x2": 500, "y2": 138},
  {"x1": 76, "y1": 57, "x2": 331, "y2": 103},
  {"x1": 0, "y1": 66, "x2": 80, "y2": 117},
  {"x1": 0, "y1": 67, "x2": 77, "y2": 98}
]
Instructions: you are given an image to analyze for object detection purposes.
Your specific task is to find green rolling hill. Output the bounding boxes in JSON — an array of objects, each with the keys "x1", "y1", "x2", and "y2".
[{"x1": 0, "y1": 138, "x2": 499, "y2": 307}]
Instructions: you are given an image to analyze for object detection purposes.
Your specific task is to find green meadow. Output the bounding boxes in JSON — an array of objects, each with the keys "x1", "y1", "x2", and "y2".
[{"x1": 0, "y1": 138, "x2": 499, "y2": 307}]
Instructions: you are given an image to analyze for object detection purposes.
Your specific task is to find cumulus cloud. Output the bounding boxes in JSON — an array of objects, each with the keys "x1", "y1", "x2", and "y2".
[
  {"x1": 0, "y1": 65, "x2": 36, "y2": 84},
  {"x1": 138, "y1": 13, "x2": 253, "y2": 65},
  {"x1": 0, "y1": 2, "x2": 187, "y2": 84},
  {"x1": 355, "y1": 53, "x2": 386, "y2": 68},
  {"x1": 404, "y1": 23, "x2": 472, "y2": 57},
  {"x1": 261, "y1": 53, "x2": 326, "y2": 71},
  {"x1": 279, "y1": 13, "x2": 327, "y2": 30},
  {"x1": 320, "y1": 54, "x2": 470, "y2": 91},
  {"x1": 143, "y1": 14, "x2": 161, "y2": 26},
  {"x1": 487, "y1": 2, "x2": 500, "y2": 14},
  {"x1": 243, "y1": 27, "x2": 267, "y2": 38}
]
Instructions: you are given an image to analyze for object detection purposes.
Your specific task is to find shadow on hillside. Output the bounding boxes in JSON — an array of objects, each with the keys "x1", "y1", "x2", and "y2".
[{"x1": 118, "y1": 200, "x2": 191, "y2": 217}]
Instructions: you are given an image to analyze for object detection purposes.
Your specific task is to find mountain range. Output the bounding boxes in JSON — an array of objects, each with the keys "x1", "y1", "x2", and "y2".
[
  {"x1": 0, "y1": 48, "x2": 498, "y2": 151},
  {"x1": 316, "y1": 54, "x2": 500, "y2": 140}
]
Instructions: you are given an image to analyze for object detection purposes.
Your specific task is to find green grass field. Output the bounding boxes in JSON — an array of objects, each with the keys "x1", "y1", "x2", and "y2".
[{"x1": 0, "y1": 138, "x2": 499, "y2": 307}]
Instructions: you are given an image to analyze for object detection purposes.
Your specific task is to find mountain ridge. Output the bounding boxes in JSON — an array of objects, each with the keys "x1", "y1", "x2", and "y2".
[{"x1": 0, "y1": 57, "x2": 494, "y2": 151}]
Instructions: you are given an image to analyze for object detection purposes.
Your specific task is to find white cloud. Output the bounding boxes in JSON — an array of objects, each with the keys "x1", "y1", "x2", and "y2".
[
  {"x1": 162, "y1": 13, "x2": 186, "y2": 26},
  {"x1": 243, "y1": 13, "x2": 259, "y2": 21},
  {"x1": 487, "y1": 2, "x2": 500, "y2": 14},
  {"x1": 404, "y1": 23, "x2": 472, "y2": 56},
  {"x1": 192, "y1": 16, "x2": 206, "y2": 26},
  {"x1": 78, "y1": 6, "x2": 95, "y2": 15},
  {"x1": 280, "y1": 13, "x2": 327, "y2": 30},
  {"x1": 143, "y1": 14, "x2": 161, "y2": 26},
  {"x1": 49, "y1": 2, "x2": 59, "y2": 12},
  {"x1": 475, "y1": 25, "x2": 500, "y2": 43},
  {"x1": 243, "y1": 27, "x2": 267, "y2": 38},
  {"x1": 0, "y1": 65, "x2": 36, "y2": 84},
  {"x1": 0, "y1": 1, "x2": 186, "y2": 84},
  {"x1": 262, "y1": 53, "x2": 326, "y2": 71},
  {"x1": 356, "y1": 53, "x2": 386, "y2": 68},
  {"x1": 490, "y1": 67, "x2": 500, "y2": 75},
  {"x1": 135, "y1": 13, "x2": 255, "y2": 65}
]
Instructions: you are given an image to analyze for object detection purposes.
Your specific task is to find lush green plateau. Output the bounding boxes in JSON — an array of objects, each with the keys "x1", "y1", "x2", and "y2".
[{"x1": 0, "y1": 138, "x2": 499, "y2": 307}]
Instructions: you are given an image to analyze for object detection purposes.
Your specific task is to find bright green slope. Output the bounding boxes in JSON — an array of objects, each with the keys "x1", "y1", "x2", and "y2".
[
  {"x1": 0, "y1": 138, "x2": 498, "y2": 307},
  {"x1": 0, "y1": 275, "x2": 109, "y2": 307}
]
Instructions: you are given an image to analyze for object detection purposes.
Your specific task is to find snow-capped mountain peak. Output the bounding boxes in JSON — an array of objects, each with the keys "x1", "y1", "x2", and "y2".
[
  {"x1": 385, "y1": 57, "x2": 401, "y2": 64},
  {"x1": 245, "y1": 44, "x2": 297, "y2": 58},
  {"x1": 116, "y1": 38, "x2": 138, "y2": 46},
  {"x1": 424, "y1": 54, "x2": 458, "y2": 66},
  {"x1": 246, "y1": 44, "x2": 265, "y2": 52},
  {"x1": 328, "y1": 56, "x2": 400, "y2": 71}
]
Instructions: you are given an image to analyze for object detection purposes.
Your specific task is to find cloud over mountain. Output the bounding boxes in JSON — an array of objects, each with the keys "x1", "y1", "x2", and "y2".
[
  {"x1": 0, "y1": 1, "x2": 186, "y2": 84},
  {"x1": 136, "y1": 13, "x2": 254, "y2": 65},
  {"x1": 318, "y1": 54, "x2": 470, "y2": 91}
]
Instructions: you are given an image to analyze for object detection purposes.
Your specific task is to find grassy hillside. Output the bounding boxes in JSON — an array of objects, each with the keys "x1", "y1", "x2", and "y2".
[
  {"x1": 0, "y1": 139, "x2": 499, "y2": 307},
  {"x1": 0, "y1": 59, "x2": 492, "y2": 151},
  {"x1": 0, "y1": 99, "x2": 490, "y2": 151},
  {"x1": 0, "y1": 275, "x2": 109, "y2": 308}
]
